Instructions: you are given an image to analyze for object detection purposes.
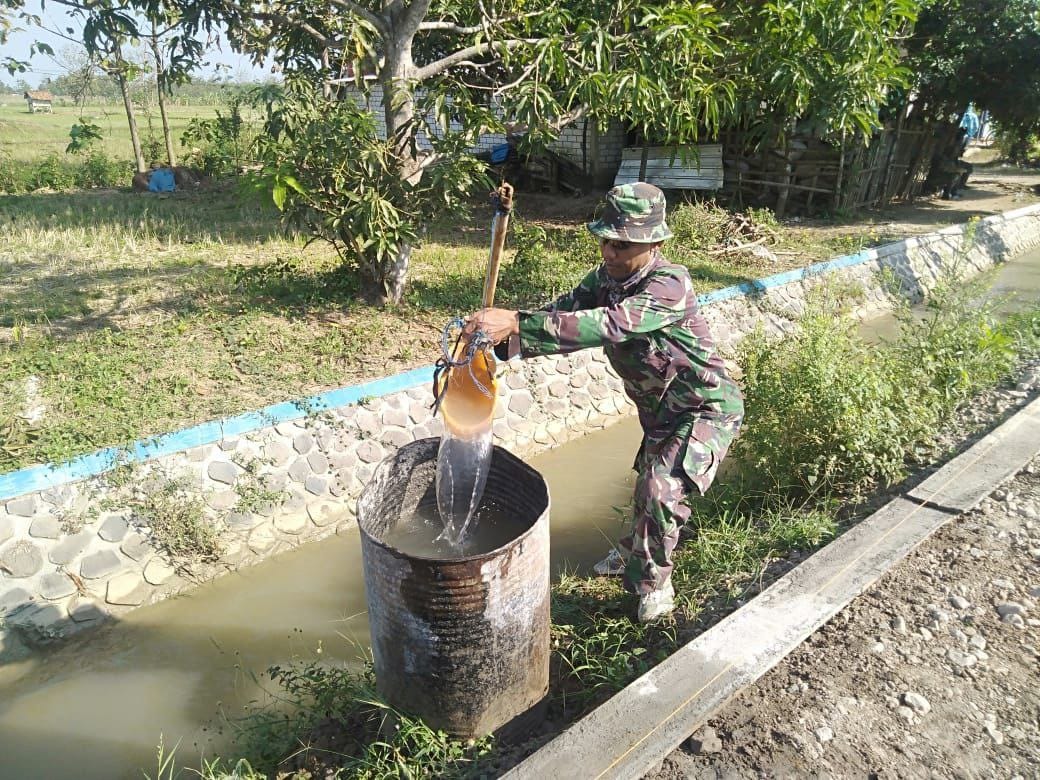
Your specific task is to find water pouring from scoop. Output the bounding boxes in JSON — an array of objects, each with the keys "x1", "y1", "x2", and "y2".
[{"x1": 432, "y1": 183, "x2": 514, "y2": 549}]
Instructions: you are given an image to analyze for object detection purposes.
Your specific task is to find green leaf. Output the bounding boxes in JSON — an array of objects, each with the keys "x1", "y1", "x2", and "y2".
[
  {"x1": 281, "y1": 175, "x2": 306, "y2": 195},
  {"x1": 272, "y1": 183, "x2": 287, "y2": 211}
]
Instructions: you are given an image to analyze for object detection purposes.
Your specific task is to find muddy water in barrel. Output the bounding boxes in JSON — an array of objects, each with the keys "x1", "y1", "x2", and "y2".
[{"x1": 383, "y1": 503, "x2": 521, "y2": 558}]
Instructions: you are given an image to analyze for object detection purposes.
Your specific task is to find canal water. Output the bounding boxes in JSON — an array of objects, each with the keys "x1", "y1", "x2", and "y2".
[
  {"x1": 1, "y1": 247, "x2": 1038, "y2": 778},
  {"x1": 0, "y1": 419, "x2": 641, "y2": 778}
]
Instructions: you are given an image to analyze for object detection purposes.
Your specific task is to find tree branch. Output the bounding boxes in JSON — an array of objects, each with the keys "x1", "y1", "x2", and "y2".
[
  {"x1": 252, "y1": 11, "x2": 331, "y2": 46},
  {"x1": 413, "y1": 38, "x2": 536, "y2": 81},
  {"x1": 327, "y1": 0, "x2": 388, "y2": 36},
  {"x1": 492, "y1": 50, "x2": 543, "y2": 97},
  {"x1": 505, "y1": 105, "x2": 587, "y2": 136},
  {"x1": 417, "y1": 20, "x2": 482, "y2": 34}
]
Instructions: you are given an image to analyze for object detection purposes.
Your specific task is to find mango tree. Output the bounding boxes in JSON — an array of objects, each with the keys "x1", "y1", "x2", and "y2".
[
  {"x1": 4, "y1": 0, "x2": 924, "y2": 302},
  {"x1": 208, "y1": 0, "x2": 740, "y2": 304}
]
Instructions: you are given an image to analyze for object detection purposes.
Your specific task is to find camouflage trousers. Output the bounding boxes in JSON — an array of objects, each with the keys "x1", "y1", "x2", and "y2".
[{"x1": 619, "y1": 414, "x2": 743, "y2": 595}]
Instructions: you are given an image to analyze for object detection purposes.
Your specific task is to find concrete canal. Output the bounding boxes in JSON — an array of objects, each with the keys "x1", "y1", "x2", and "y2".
[{"x1": 1, "y1": 247, "x2": 1039, "y2": 778}]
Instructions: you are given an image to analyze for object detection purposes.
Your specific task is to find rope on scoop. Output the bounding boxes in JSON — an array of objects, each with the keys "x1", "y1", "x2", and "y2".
[{"x1": 430, "y1": 318, "x2": 495, "y2": 416}]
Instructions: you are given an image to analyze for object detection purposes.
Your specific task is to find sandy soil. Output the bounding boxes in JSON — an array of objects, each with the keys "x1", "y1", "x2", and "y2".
[
  {"x1": 847, "y1": 162, "x2": 1040, "y2": 235},
  {"x1": 651, "y1": 401, "x2": 1040, "y2": 778}
]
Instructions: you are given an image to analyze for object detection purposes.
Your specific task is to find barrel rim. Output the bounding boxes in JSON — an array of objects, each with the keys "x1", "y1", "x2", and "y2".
[{"x1": 357, "y1": 437, "x2": 550, "y2": 564}]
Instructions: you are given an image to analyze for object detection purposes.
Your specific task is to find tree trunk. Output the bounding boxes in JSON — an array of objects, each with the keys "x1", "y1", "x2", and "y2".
[
  {"x1": 112, "y1": 46, "x2": 146, "y2": 173},
  {"x1": 379, "y1": 13, "x2": 420, "y2": 305},
  {"x1": 385, "y1": 241, "x2": 412, "y2": 305},
  {"x1": 149, "y1": 30, "x2": 177, "y2": 167}
]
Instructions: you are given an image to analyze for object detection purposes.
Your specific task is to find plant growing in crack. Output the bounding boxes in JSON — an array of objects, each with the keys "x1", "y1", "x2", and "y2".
[
  {"x1": 92, "y1": 461, "x2": 222, "y2": 563},
  {"x1": 232, "y1": 456, "x2": 288, "y2": 516},
  {"x1": 134, "y1": 475, "x2": 220, "y2": 563},
  {"x1": 293, "y1": 397, "x2": 337, "y2": 429}
]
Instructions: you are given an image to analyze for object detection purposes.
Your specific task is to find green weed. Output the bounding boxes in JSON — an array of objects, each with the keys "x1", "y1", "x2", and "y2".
[
  {"x1": 133, "y1": 475, "x2": 220, "y2": 561},
  {"x1": 735, "y1": 276, "x2": 1033, "y2": 501},
  {"x1": 95, "y1": 463, "x2": 220, "y2": 562},
  {"x1": 232, "y1": 457, "x2": 288, "y2": 515},
  {"x1": 673, "y1": 491, "x2": 837, "y2": 606},
  {"x1": 550, "y1": 576, "x2": 675, "y2": 717},
  {"x1": 214, "y1": 662, "x2": 493, "y2": 779}
]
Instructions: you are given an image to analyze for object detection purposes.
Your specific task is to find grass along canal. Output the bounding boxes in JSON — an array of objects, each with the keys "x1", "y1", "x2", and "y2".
[{"x1": 0, "y1": 248, "x2": 1038, "y2": 777}]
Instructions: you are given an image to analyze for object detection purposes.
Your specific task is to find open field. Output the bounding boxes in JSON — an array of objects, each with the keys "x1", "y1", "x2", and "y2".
[
  {"x1": 0, "y1": 101, "x2": 225, "y2": 163},
  {"x1": 1, "y1": 165, "x2": 1039, "y2": 473}
]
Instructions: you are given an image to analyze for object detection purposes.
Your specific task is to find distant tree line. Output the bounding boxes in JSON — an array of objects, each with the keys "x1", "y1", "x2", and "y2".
[
  {"x1": 41, "y1": 69, "x2": 264, "y2": 106},
  {"x1": 0, "y1": 76, "x2": 31, "y2": 93}
]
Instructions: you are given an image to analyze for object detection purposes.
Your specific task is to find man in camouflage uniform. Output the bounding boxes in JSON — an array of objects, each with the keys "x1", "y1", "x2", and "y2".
[{"x1": 467, "y1": 183, "x2": 744, "y2": 622}]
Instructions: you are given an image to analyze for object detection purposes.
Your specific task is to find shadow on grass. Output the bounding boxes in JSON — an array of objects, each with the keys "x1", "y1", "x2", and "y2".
[
  {"x1": 0, "y1": 262, "x2": 215, "y2": 333},
  {"x1": 683, "y1": 263, "x2": 771, "y2": 292}
]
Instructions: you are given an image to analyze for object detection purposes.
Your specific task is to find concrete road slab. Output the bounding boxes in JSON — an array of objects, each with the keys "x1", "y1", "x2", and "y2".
[{"x1": 906, "y1": 396, "x2": 1040, "y2": 512}]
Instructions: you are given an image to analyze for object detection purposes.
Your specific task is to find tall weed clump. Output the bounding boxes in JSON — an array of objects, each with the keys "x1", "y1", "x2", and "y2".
[
  {"x1": 498, "y1": 220, "x2": 598, "y2": 307},
  {"x1": 735, "y1": 278, "x2": 1029, "y2": 502},
  {"x1": 76, "y1": 151, "x2": 131, "y2": 189},
  {"x1": 735, "y1": 309, "x2": 924, "y2": 500},
  {"x1": 894, "y1": 285, "x2": 1018, "y2": 410},
  {"x1": 0, "y1": 153, "x2": 130, "y2": 193}
]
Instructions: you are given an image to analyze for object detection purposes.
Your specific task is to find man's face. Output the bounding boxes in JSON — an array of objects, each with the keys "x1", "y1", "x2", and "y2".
[{"x1": 599, "y1": 239, "x2": 659, "y2": 280}]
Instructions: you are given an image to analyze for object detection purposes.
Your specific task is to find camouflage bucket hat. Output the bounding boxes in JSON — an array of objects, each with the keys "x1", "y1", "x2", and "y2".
[{"x1": 587, "y1": 182, "x2": 673, "y2": 243}]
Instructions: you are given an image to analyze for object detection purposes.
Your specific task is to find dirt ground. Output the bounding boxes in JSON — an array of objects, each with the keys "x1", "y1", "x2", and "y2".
[
  {"x1": 652, "y1": 415, "x2": 1040, "y2": 777},
  {"x1": 848, "y1": 155, "x2": 1040, "y2": 236}
]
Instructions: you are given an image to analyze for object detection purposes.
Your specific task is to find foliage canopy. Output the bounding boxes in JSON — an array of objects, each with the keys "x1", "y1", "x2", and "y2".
[
  {"x1": 906, "y1": 0, "x2": 1040, "y2": 137},
  {"x1": 3, "y1": 0, "x2": 921, "y2": 300}
]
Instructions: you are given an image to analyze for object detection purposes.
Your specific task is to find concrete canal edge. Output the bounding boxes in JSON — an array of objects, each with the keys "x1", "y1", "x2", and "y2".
[
  {"x1": 502, "y1": 396, "x2": 1040, "y2": 780},
  {"x1": 2, "y1": 204, "x2": 1040, "y2": 659}
]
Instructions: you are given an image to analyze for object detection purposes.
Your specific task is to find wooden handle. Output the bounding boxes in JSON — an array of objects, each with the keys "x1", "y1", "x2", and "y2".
[{"x1": 482, "y1": 182, "x2": 514, "y2": 309}]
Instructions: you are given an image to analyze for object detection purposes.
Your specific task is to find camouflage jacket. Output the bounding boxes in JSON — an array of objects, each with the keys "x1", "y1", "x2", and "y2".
[{"x1": 508, "y1": 251, "x2": 744, "y2": 440}]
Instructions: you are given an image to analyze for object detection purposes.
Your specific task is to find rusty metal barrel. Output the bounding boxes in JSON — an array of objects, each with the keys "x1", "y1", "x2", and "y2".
[{"x1": 357, "y1": 437, "x2": 551, "y2": 738}]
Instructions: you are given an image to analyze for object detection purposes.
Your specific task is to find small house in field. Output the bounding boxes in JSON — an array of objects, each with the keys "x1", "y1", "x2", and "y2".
[{"x1": 23, "y1": 90, "x2": 54, "y2": 113}]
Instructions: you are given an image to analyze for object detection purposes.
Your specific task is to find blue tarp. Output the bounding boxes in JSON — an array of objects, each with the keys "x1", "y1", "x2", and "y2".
[
  {"x1": 148, "y1": 168, "x2": 176, "y2": 193},
  {"x1": 490, "y1": 143, "x2": 511, "y2": 164}
]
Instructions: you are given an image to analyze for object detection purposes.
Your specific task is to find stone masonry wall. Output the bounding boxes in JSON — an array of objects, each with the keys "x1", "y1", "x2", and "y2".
[
  {"x1": 704, "y1": 209, "x2": 1040, "y2": 354},
  {"x1": 2, "y1": 206, "x2": 1040, "y2": 662}
]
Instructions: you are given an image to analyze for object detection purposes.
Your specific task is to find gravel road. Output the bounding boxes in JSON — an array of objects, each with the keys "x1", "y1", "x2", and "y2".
[{"x1": 653, "y1": 387, "x2": 1040, "y2": 779}]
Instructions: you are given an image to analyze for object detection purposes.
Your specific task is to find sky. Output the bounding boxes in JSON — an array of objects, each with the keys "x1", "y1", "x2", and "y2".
[{"x1": 3, "y1": 0, "x2": 269, "y2": 88}]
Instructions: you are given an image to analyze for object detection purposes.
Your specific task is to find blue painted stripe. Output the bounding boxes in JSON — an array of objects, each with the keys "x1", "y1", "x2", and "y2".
[{"x1": 0, "y1": 365, "x2": 436, "y2": 502}]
